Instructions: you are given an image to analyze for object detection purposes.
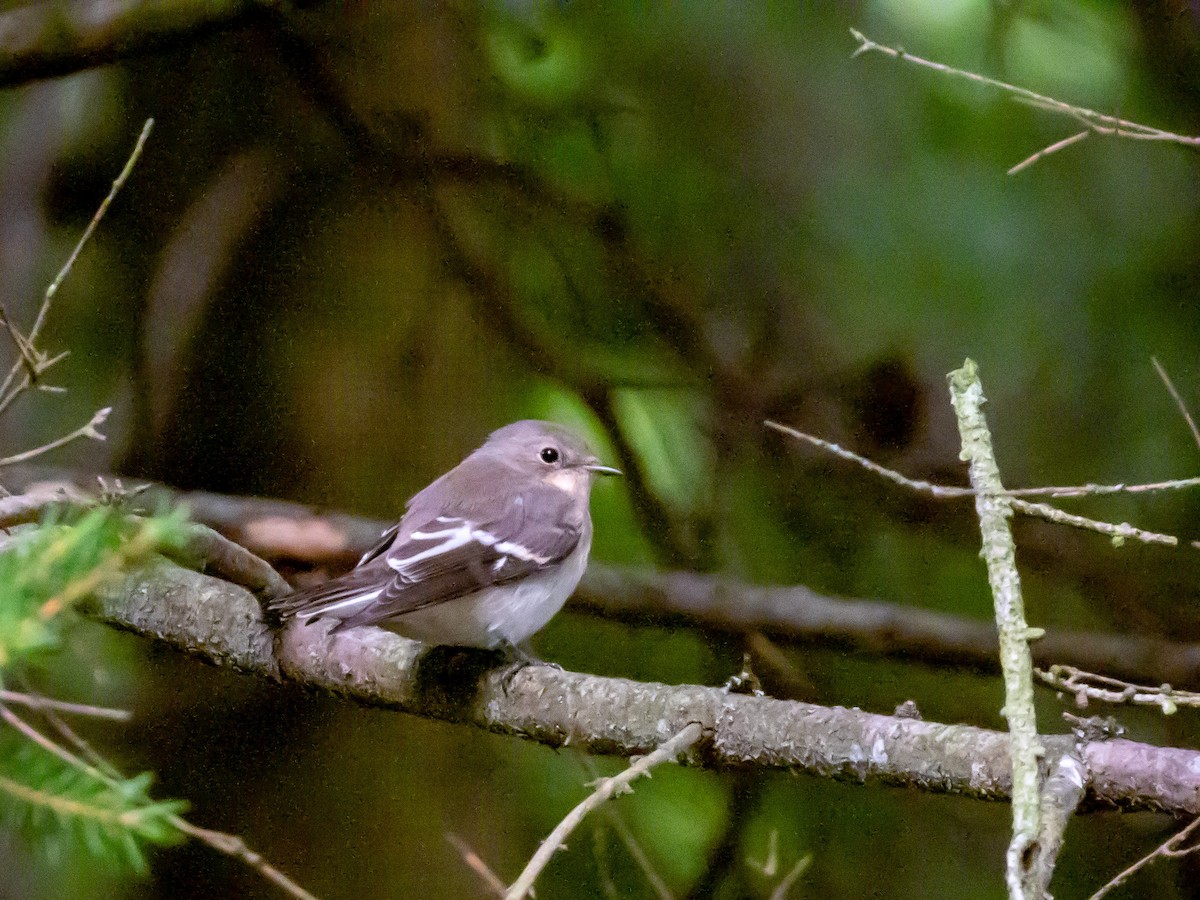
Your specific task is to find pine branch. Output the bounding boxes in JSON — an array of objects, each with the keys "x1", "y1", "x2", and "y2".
[
  {"x1": 0, "y1": 742, "x2": 186, "y2": 873},
  {"x1": 0, "y1": 508, "x2": 186, "y2": 665}
]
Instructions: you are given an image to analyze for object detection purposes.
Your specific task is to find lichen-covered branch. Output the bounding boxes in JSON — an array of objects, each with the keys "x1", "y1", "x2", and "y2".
[
  {"x1": 949, "y1": 360, "x2": 1044, "y2": 897},
  {"x1": 89, "y1": 556, "x2": 1200, "y2": 816}
]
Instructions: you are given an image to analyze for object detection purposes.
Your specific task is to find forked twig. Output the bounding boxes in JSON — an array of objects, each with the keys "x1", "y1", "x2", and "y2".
[
  {"x1": 1088, "y1": 816, "x2": 1200, "y2": 899},
  {"x1": 765, "y1": 420, "x2": 1200, "y2": 501},
  {"x1": 0, "y1": 118, "x2": 153, "y2": 405},
  {"x1": 765, "y1": 420, "x2": 1187, "y2": 548},
  {"x1": 851, "y1": 29, "x2": 1198, "y2": 145},
  {"x1": 0, "y1": 407, "x2": 110, "y2": 467},
  {"x1": 851, "y1": 28, "x2": 1200, "y2": 176}
]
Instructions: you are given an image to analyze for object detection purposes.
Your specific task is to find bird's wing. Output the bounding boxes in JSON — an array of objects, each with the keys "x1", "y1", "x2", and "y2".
[
  {"x1": 268, "y1": 520, "x2": 400, "y2": 618},
  {"x1": 268, "y1": 563, "x2": 397, "y2": 620},
  {"x1": 356, "y1": 521, "x2": 400, "y2": 566},
  {"x1": 272, "y1": 487, "x2": 582, "y2": 631}
]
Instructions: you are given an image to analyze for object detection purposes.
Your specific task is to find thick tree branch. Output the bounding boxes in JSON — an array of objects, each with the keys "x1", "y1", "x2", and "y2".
[
  {"x1": 90, "y1": 557, "x2": 1200, "y2": 816},
  {"x1": 573, "y1": 570, "x2": 1200, "y2": 689},
  {"x1": 9, "y1": 464, "x2": 1200, "y2": 690}
]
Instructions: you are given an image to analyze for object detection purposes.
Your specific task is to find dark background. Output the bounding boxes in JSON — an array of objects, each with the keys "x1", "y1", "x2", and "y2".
[{"x1": 2, "y1": 1, "x2": 1200, "y2": 897}]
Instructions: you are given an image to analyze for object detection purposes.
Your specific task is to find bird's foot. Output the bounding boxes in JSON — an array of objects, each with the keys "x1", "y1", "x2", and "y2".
[{"x1": 496, "y1": 640, "x2": 560, "y2": 693}]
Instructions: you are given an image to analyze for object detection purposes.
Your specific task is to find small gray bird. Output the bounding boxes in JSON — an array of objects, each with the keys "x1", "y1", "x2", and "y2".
[{"x1": 271, "y1": 420, "x2": 620, "y2": 650}]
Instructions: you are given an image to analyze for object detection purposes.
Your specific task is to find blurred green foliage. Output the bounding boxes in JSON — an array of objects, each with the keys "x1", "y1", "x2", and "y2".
[{"x1": 1, "y1": 0, "x2": 1199, "y2": 897}]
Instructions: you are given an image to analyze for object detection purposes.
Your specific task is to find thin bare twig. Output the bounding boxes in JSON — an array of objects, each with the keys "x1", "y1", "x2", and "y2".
[
  {"x1": 746, "y1": 829, "x2": 813, "y2": 897},
  {"x1": 1026, "y1": 98, "x2": 1190, "y2": 143},
  {"x1": 0, "y1": 407, "x2": 109, "y2": 467},
  {"x1": 1152, "y1": 356, "x2": 1200, "y2": 450},
  {"x1": 36, "y1": 119, "x2": 153, "y2": 346},
  {"x1": 505, "y1": 723, "x2": 704, "y2": 900},
  {"x1": 0, "y1": 690, "x2": 130, "y2": 721},
  {"x1": 982, "y1": 479, "x2": 1197, "y2": 502},
  {"x1": 765, "y1": 419, "x2": 974, "y2": 497},
  {"x1": 852, "y1": 27, "x2": 1200, "y2": 177},
  {"x1": 1088, "y1": 816, "x2": 1200, "y2": 899},
  {"x1": 0, "y1": 702, "x2": 111, "y2": 781},
  {"x1": 0, "y1": 118, "x2": 152, "y2": 404},
  {"x1": 1007, "y1": 130, "x2": 1090, "y2": 175},
  {"x1": 172, "y1": 818, "x2": 320, "y2": 900},
  {"x1": 765, "y1": 420, "x2": 1200, "y2": 500},
  {"x1": 770, "y1": 854, "x2": 813, "y2": 900},
  {"x1": 850, "y1": 29, "x2": 1200, "y2": 146},
  {"x1": 747, "y1": 829, "x2": 779, "y2": 877},
  {"x1": 766, "y1": 421, "x2": 1188, "y2": 548},
  {"x1": 1007, "y1": 497, "x2": 1178, "y2": 547},
  {"x1": 576, "y1": 754, "x2": 675, "y2": 900}
]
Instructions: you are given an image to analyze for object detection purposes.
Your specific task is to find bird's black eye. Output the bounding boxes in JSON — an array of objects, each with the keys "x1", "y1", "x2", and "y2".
[{"x1": 540, "y1": 446, "x2": 560, "y2": 464}]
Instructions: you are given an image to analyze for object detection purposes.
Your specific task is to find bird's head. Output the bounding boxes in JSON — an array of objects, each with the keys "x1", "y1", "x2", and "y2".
[{"x1": 481, "y1": 420, "x2": 621, "y2": 494}]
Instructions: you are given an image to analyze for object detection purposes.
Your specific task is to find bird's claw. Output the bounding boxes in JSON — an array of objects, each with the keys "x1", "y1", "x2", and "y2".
[{"x1": 496, "y1": 641, "x2": 560, "y2": 693}]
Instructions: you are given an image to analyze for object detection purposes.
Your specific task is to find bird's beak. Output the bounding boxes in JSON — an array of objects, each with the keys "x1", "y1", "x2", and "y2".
[{"x1": 584, "y1": 461, "x2": 622, "y2": 477}]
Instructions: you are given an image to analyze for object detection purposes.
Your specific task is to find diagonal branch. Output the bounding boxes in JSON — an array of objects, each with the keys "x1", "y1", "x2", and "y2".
[
  {"x1": 850, "y1": 28, "x2": 1200, "y2": 147},
  {"x1": 1088, "y1": 815, "x2": 1200, "y2": 899},
  {"x1": 505, "y1": 722, "x2": 704, "y2": 899},
  {"x1": 0, "y1": 1, "x2": 285, "y2": 89},
  {"x1": 0, "y1": 117, "x2": 152, "y2": 429}
]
